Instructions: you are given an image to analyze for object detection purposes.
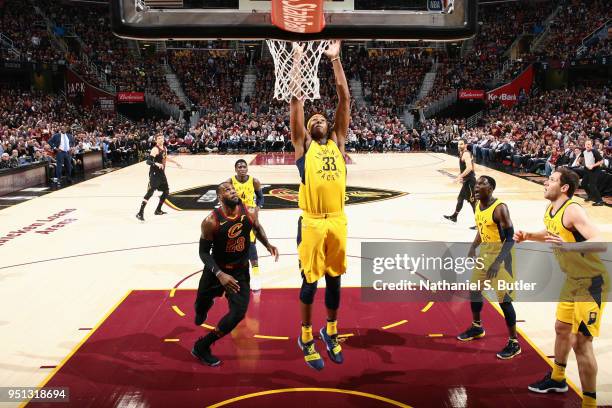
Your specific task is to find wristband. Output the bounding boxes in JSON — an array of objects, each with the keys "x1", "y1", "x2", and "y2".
[
  {"x1": 214, "y1": 270, "x2": 222, "y2": 277},
  {"x1": 331, "y1": 57, "x2": 340, "y2": 62}
]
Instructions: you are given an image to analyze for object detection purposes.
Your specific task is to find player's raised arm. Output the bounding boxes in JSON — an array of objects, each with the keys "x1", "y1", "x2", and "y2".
[
  {"x1": 290, "y1": 96, "x2": 306, "y2": 159},
  {"x1": 326, "y1": 40, "x2": 350, "y2": 156}
]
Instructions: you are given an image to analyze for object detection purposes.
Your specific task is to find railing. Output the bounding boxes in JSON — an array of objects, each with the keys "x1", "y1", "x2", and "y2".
[
  {"x1": 117, "y1": 112, "x2": 134, "y2": 124},
  {"x1": 145, "y1": 91, "x2": 180, "y2": 119},
  {"x1": 423, "y1": 89, "x2": 457, "y2": 119},
  {"x1": 466, "y1": 110, "x2": 483, "y2": 128},
  {"x1": 0, "y1": 33, "x2": 21, "y2": 58},
  {"x1": 530, "y1": 3, "x2": 563, "y2": 52},
  {"x1": 576, "y1": 19, "x2": 611, "y2": 57}
]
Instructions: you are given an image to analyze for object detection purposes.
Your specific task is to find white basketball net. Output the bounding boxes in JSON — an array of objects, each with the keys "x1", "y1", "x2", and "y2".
[{"x1": 266, "y1": 39, "x2": 330, "y2": 102}]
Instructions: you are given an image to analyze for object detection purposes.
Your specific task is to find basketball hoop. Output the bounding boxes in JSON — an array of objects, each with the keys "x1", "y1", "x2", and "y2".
[{"x1": 266, "y1": 39, "x2": 330, "y2": 103}]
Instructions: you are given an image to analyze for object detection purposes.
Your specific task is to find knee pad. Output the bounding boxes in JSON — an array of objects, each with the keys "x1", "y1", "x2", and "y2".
[
  {"x1": 143, "y1": 189, "x2": 154, "y2": 200},
  {"x1": 160, "y1": 190, "x2": 169, "y2": 200},
  {"x1": 499, "y1": 302, "x2": 516, "y2": 327},
  {"x1": 324, "y1": 275, "x2": 341, "y2": 310},
  {"x1": 299, "y1": 278, "x2": 318, "y2": 305}
]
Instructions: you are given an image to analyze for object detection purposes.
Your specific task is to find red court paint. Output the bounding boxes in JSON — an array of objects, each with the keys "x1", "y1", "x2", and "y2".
[{"x1": 32, "y1": 289, "x2": 582, "y2": 408}]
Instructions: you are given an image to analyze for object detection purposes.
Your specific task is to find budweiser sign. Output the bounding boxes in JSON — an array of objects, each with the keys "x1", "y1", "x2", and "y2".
[
  {"x1": 116, "y1": 92, "x2": 145, "y2": 103},
  {"x1": 459, "y1": 89, "x2": 485, "y2": 99},
  {"x1": 270, "y1": 0, "x2": 325, "y2": 34},
  {"x1": 487, "y1": 65, "x2": 534, "y2": 107}
]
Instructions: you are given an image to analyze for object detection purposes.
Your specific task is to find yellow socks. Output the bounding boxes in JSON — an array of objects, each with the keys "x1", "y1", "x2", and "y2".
[
  {"x1": 252, "y1": 266, "x2": 260, "y2": 276},
  {"x1": 582, "y1": 392, "x2": 596, "y2": 408},
  {"x1": 327, "y1": 320, "x2": 338, "y2": 336},
  {"x1": 301, "y1": 325, "x2": 313, "y2": 343},
  {"x1": 551, "y1": 360, "x2": 566, "y2": 382}
]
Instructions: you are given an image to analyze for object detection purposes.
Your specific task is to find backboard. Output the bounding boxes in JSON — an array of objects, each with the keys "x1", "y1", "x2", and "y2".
[{"x1": 110, "y1": 0, "x2": 477, "y2": 41}]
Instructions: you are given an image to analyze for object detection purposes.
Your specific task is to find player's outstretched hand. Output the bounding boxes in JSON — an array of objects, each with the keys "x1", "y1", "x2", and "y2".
[
  {"x1": 267, "y1": 244, "x2": 280, "y2": 261},
  {"x1": 324, "y1": 40, "x2": 341, "y2": 60},
  {"x1": 513, "y1": 230, "x2": 528, "y2": 243}
]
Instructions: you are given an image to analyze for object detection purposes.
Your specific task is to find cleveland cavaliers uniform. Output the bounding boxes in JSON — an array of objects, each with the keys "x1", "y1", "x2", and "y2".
[
  {"x1": 296, "y1": 139, "x2": 347, "y2": 283},
  {"x1": 471, "y1": 199, "x2": 516, "y2": 302},
  {"x1": 149, "y1": 146, "x2": 169, "y2": 191},
  {"x1": 459, "y1": 152, "x2": 476, "y2": 205},
  {"x1": 196, "y1": 204, "x2": 254, "y2": 309},
  {"x1": 544, "y1": 199, "x2": 608, "y2": 337}
]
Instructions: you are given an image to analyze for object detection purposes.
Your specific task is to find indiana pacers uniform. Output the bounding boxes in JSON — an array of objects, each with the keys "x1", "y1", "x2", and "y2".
[
  {"x1": 472, "y1": 199, "x2": 515, "y2": 302},
  {"x1": 231, "y1": 175, "x2": 258, "y2": 258},
  {"x1": 231, "y1": 175, "x2": 256, "y2": 208},
  {"x1": 296, "y1": 139, "x2": 347, "y2": 283},
  {"x1": 544, "y1": 199, "x2": 608, "y2": 337}
]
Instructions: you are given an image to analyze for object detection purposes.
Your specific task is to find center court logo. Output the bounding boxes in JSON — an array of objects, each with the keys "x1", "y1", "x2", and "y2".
[{"x1": 166, "y1": 184, "x2": 406, "y2": 210}]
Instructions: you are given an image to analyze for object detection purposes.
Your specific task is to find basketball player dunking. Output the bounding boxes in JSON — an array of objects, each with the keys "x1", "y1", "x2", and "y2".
[
  {"x1": 515, "y1": 168, "x2": 607, "y2": 408},
  {"x1": 136, "y1": 134, "x2": 181, "y2": 221},
  {"x1": 290, "y1": 40, "x2": 350, "y2": 370},
  {"x1": 192, "y1": 182, "x2": 278, "y2": 366},
  {"x1": 445, "y1": 139, "x2": 476, "y2": 228},
  {"x1": 227, "y1": 159, "x2": 265, "y2": 291},
  {"x1": 460, "y1": 175, "x2": 521, "y2": 359}
]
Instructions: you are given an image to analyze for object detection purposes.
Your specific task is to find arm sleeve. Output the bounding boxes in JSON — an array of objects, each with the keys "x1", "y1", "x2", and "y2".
[
  {"x1": 199, "y1": 238, "x2": 221, "y2": 275},
  {"x1": 145, "y1": 155, "x2": 156, "y2": 166},
  {"x1": 493, "y1": 226, "x2": 515, "y2": 266},
  {"x1": 255, "y1": 189, "x2": 264, "y2": 208}
]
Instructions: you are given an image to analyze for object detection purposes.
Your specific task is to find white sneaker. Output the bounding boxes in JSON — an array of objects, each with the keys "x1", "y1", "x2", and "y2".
[{"x1": 250, "y1": 275, "x2": 262, "y2": 291}]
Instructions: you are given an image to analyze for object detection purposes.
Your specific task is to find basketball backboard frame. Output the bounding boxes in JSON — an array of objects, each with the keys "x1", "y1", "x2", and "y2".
[{"x1": 110, "y1": 0, "x2": 477, "y2": 41}]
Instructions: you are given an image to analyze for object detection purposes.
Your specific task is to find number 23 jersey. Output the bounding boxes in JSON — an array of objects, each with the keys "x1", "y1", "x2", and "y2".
[{"x1": 297, "y1": 139, "x2": 346, "y2": 214}]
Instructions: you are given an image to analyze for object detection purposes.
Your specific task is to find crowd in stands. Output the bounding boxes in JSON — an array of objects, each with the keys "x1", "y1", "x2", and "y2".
[
  {"x1": 169, "y1": 50, "x2": 245, "y2": 113},
  {"x1": 0, "y1": 0, "x2": 64, "y2": 63},
  {"x1": 0, "y1": 88, "x2": 186, "y2": 178},
  {"x1": 421, "y1": 0, "x2": 556, "y2": 108},
  {"x1": 0, "y1": 0, "x2": 610, "y2": 202},
  {"x1": 350, "y1": 48, "x2": 432, "y2": 114},
  {"x1": 422, "y1": 86, "x2": 611, "y2": 200},
  {"x1": 538, "y1": 0, "x2": 609, "y2": 61}
]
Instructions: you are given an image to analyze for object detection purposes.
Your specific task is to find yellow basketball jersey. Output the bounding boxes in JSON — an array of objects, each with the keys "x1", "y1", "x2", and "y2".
[
  {"x1": 232, "y1": 175, "x2": 256, "y2": 208},
  {"x1": 475, "y1": 199, "x2": 503, "y2": 243},
  {"x1": 297, "y1": 139, "x2": 346, "y2": 214},
  {"x1": 544, "y1": 199, "x2": 607, "y2": 278}
]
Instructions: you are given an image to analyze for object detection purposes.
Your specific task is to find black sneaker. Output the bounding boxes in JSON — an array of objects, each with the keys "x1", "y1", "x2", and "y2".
[
  {"x1": 457, "y1": 324, "x2": 485, "y2": 341},
  {"x1": 593, "y1": 201, "x2": 605, "y2": 207},
  {"x1": 298, "y1": 336, "x2": 324, "y2": 371},
  {"x1": 154, "y1": 209, "x2": 167, "y2": 215},
  {"x1": 136, "y1": 213, "x2": 145, "y2": 221},
  {"x1": 191, "y1": 347, "x2": 221, "y2": 366},
  {"x1": 469, "y1": 225, "x2": 477, "y2": 230},
  {"x1": 444, "y1": 215, "x2": 458, "y2": 223},
  {"x1": 527, "y1": 372, "x2": 568, "y2": 393},
  {"x1": 320, "y1": 327, "x2": 343, "y2": 364},
  {"x1": 497, "y1": 339, "x2": 521, "y2": 359}
]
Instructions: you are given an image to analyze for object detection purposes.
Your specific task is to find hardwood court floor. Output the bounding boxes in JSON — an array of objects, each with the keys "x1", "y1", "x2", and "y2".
[{"x1": 0, "y1": 153, "x2": 610, "y2": 407}]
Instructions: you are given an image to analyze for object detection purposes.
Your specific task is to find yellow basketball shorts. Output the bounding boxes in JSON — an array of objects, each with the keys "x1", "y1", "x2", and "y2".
[
  {"x1": 556, "y1": 275, "x2": 607, "y2": 337},
  {"x1": 250, "y1": 230, "x2": 256, "y2": 243},
  {"x1": 297, "y1": 212, "x2": 347, "y2": 284},
  {"x1": 470, "y1": 251, "x2": 515, "y2": 303}
]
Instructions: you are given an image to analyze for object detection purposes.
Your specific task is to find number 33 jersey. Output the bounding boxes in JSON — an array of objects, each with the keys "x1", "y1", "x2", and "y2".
[{"x1": 296, "y1": 139, "x2": 346, "y2": 215}]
